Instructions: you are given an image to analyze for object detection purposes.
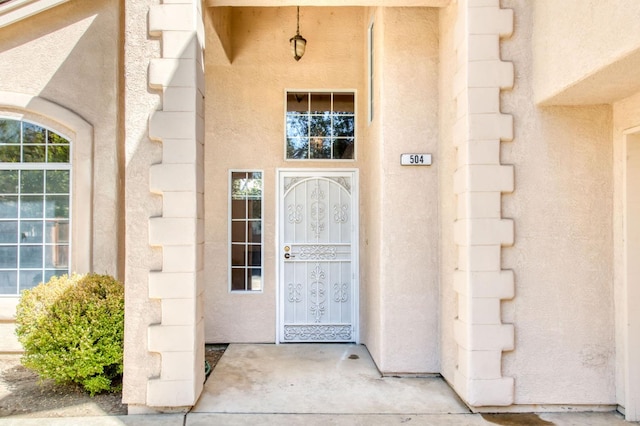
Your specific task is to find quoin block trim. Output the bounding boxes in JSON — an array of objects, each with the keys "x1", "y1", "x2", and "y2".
[
  {"x1": 452, "y1": 0, "x2": 516, "y2": 407},
  {"x1": 146, "y1": 0, "x2": 206, "y2": 409}
]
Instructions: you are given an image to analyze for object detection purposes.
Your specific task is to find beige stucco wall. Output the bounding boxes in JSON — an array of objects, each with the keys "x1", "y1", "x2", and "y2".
[
  {"x1": 612, "y1": 90, "x2": 640, "y2": 408},
  {"x1": 437, "y1": 0, "x2": 459, "y2": 387},
  {"x1": 0, "y1": 0, "x2": 630, "y2": 410},
  {"x1": 0, "y1": 0, "x2": 120, "y2": 278},
  {"x1": 360, "y1": 6, "x2": 383, "y2": 370},
  {"x1": 501, "y1": 0, "x2": 616, "y2": 405},
  {"x1": 0, "y1": 0, "x2": 121, "y2": 352},
  {"x1": 532, "y1": 0, "x2": 640, "y2": 105},
  {"x1": 204, "y1": 6, "x2": 441, "y2": 373},
  {"x1": 204, "y1": 6, "x2": 366, "y2": 343},
  {"x1": 374, "y1": 6, "x2": 440, "y2": 373},
  {"x1": 360, "y1": 6, "x2": 443, "y2": 374},
  {"x1": 121, "y1": 0, "x2": 162, "y2": 407}
]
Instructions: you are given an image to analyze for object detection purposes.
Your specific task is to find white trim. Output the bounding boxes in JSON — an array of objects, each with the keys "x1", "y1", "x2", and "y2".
[
  {"x1": 624, "y1": 125, "x2": 640, "y2": 134},
  {"x1": 284, "y1": 89, "x2": 357, "y2": 162},
  {"x1": 623, "y1": 127, "x2": 640, "y2": 421},
  {"x1": 228, "y1": 169, "x2": 264, "y2": 293},
  {"x1": 0, "y1": 0, "x2": 70, "y2": 29},
  {"x1": 367, "y1": 18, "x2": 375, "y2": 124},
  {"x1": 276, "y1": 168, "x2": 360, "y2": 344},
  {"x1": 0, "y1": 297, "x2": 18, "y2": 320}
]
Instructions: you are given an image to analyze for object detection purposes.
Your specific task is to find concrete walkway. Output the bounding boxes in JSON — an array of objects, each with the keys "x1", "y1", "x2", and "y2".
[{"x1": 1, "y1": 343, "x2": 634, "y2": 425}]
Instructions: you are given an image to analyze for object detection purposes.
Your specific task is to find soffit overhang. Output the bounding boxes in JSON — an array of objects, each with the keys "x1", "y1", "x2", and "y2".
[
  {"x1": 0, "y1": 0, "x2": 70, "y2": 29},
  {"x1": 538, "y1": 48, "x2": 640, "y2": 106}
]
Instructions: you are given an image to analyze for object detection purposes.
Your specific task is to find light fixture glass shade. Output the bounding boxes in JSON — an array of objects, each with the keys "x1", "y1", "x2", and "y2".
[{"x1": 290, "y1": 34, "x2": 306, "y2": 61}]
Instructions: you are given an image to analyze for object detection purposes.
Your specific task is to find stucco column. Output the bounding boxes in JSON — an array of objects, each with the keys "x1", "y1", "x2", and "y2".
[
  {"x1": 123, "y1": 0, "x2": 205, "y2": 412},
  {"x1": 451, "y1": 0, "x2": 515, "y2": 407}
]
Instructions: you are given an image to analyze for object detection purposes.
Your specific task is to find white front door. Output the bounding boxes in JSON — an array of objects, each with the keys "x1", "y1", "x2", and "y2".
[{"x1": 278, "y1": 170, "x2": 358, "y2": 343}]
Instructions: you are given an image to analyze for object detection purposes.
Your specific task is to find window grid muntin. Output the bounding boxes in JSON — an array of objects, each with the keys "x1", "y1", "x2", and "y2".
[
  {"x1": 229, "y1": 171, "x2": 263, "y2": 292},
  {"x1": 0, "y1": 119, "x2": 70, "y2": 164},
  {"x1": 0, "y1": 118, "x2": 71, "y2": 296},
  {"x1": 285, "y1": 91, "x2": 355, "y2": 161}
]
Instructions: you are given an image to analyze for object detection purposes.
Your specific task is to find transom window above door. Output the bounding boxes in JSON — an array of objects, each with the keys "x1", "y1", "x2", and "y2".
[{"x1": 285, "y1": 91, "x2": 355, "y2": 160}]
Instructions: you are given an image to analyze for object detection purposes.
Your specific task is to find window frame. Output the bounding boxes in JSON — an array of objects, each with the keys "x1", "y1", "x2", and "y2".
[
  {"x1": 0, "y1": 117, "x2": 73, "y2": 296},
  {"x1": 284, "y1": 90, "x2": 357, "y2": 162},
  {"x1": 0, "y1": 94, "x2": 92, "y2": 335},
  {"x1": 228, "y1": 169, "x2": 264, "y2": 293},
  {"x1": 0, "y1": 94, "x2": 93, "y2": 304}
]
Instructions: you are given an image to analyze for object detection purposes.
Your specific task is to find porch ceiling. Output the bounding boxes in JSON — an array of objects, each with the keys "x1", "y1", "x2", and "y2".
[{"x1": 207, "y1": 0, "x2": 450, "y2": 7}]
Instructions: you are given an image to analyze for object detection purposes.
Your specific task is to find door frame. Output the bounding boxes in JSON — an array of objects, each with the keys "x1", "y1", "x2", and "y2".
[
  {"x1": 275, "y1": 168, "x2": 360, "y2": 343},
  {"x1": 623, "y1": 127, "x2": 640, "y2": 421}
]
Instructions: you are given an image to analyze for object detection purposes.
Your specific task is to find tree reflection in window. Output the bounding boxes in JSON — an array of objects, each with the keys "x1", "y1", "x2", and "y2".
[
  {"x1": 286, "y1": 92, "x2": 355, "y2": 160},
  {"x1": 230, "y1": 172, "x2": 263, "y2": 292},
  {"x1": 0, "y1": 119, "x2": 70, "y2": 164},
  {"x1": 0, "y1": 118, "x2": 71, "y2": 295}
]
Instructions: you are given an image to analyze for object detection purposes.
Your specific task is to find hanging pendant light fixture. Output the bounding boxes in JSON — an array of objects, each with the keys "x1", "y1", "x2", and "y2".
[{"x1": 289, "y1": 6, "x2": 307, "y2": 61}]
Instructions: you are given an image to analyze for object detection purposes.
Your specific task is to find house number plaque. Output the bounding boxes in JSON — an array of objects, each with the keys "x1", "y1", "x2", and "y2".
[{"x1": 401, "y1": 153, "x2": 432, "y2": 166}]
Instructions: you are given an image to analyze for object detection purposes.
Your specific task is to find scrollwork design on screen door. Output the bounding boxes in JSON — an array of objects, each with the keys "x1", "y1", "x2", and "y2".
[
  {"x1": 333, "y1": 283, "x2": 348, "y2": 303},
  {"x1": 333, "y1": 204, "x2": 348, "y2": 223},
  {"x1": 288, "y1": 204, "x2": 303, "y2": 224},
  {"x1": 288, "y1": 283, "x2": 302, "y2": 303},
  {"x1": 328, "y1": 177, "x2": 351, "y2": 193},
  {"x1": 310, "y1": 181, "x2": 326, "y2": 238},
  {"x1": 309, "y1": 264, "x2": 326, "y2": 322},
  {"x1": 298, "y1": 245, "x2": 337, "y2": 260},
  {"x1": 283, "y1": 325, "x2": 352, "y2": 341},
  {"x1": 284, "y1": 177, "x2": 301, "y2": 191},
  {"x1": 282, "y1": 174, "x2": 355, "y2": 343}
]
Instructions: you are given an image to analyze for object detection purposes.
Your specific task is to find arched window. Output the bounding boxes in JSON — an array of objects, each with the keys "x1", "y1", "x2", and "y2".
[{"x1": 0, "y1": 118, "x2": 71, "y2": 295}]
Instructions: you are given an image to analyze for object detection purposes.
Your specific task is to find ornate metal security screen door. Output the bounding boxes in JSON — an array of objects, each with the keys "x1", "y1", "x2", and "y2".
[{"x1": 278, "y1": 170, "x2": 358, "y2": 343}]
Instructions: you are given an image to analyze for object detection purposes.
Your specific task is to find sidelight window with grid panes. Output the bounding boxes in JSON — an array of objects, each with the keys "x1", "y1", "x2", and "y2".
[
  {"x1": 0, "y1": 118, "x2": 71, "y2": 295},
  {"x1": 230, "y1": 171, "x2": 263, "y2": 292}
]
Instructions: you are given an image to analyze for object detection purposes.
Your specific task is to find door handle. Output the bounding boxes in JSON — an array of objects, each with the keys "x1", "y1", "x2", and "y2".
[{"x1": 284, "y1": 245, "x2": 295, "y2": 259}]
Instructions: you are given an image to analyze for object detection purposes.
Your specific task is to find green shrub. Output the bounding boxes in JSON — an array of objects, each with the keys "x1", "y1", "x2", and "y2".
[{"x1": 15, "y1": 273, "x2": 124, "y2": 395}]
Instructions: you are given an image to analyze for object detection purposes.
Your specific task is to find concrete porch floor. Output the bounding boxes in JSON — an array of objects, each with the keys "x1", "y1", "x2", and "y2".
[
  {"x1": 186, "y1": 344, "x2": 631, "y2": 425},
  {"x1": 192, "y1": 343, "x2": 469, "y2": 415}
]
